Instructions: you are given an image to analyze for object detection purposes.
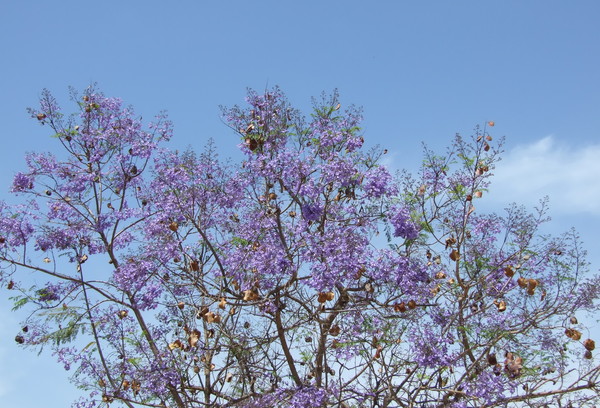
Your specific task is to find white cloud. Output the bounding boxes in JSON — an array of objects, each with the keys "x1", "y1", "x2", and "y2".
[{"x1": 487, "y1": 136, "x2": 600, "y2": 216}]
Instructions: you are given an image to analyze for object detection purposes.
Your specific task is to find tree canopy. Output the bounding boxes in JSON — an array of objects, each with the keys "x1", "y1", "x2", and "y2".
[{"x1": 1, "y1": 87, "x2": 599, "y2": 408}]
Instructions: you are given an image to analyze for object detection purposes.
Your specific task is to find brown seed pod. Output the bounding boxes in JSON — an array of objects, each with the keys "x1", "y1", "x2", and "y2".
[
  {"x1": 188, "y1": 329, "x2": 201, "y2": 348},
  {"x1": 37, "y1": 113, "x2": 47, "y2": 121},
  {"x1": 168, "y1": 339, "x2": 183, "y2": 350},
  {"x1": 246, "y1": 138, "x2": 258, "y2": 151},
  {"x1": 527, "y1": 279, "x2": 538, "y2": 291},
  {"x1": 570, "y1": 316, "x2": 578, "y2": 325},
  {"x1": 449, "y1": 250, "x2": 460, "y2": 262},
  {"x1": 494, "y1": 299, "x2": 507, "y2": 312},
  {"x1": 169, "y1": 221, "x2": 179, "y2": 232},
  {"x1": 487, "y1": 353, "x2": 498, "y2": 366},
  {"x1": 584, "y1": 350, "x2": 593, "y2": 360},
  {"x1": 329, "y1": 325, "x2": 341, "y2": 336},
  {"x1": 504, "y1": 266, "x2": 515, "y2": 278},
  {"x1": 517, "y1": 277, "x2": 528, "y2": 288},
  {"x1": 408, "y1": 300, "x2": 417, "y2": 309},
  {"x1": 317, "y1": 292, "x2": 328, "y2": 303},
  {"x1": 445, "y1": 237, "x2": 457, "y2": 248},
  {"x1": 243, "y1": 289, "x2": 259, "y2": 301},
  {"x1": 177, "y1": 302, "x2": 185, "y2": 310},
  {"x1": 565, "y1": 328, "x2": 582, "y2": 341},
  {"x1": 435, "y1": 271, "x2": 446, "y2": 279},
  {"x1": 218, "y1": 297, "x2": 227, "y2": 309},
  {"x1": 394, "y1": 302, "x2": 407, "y2": 313},
  {"x1": 584, "y1": 339, "x2": 596, "y2": 351},
  {"x1": 117, "y1": 310, "x2": 128, "y2": 319}
]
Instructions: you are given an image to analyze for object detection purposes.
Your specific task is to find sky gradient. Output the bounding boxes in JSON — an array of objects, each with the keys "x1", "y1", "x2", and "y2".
[{"x1": 1, "y1": 1, "x2": 599, "y2": 406}]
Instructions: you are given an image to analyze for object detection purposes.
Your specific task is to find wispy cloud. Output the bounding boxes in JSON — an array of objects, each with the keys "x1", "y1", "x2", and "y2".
[{"x1": 487, "y1": 136, "x2": 600, "y2": 216}]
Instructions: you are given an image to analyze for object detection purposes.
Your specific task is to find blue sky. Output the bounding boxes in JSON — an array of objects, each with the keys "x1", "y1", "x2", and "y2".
[{"x1": 1, "y1": 1, "x2": 599, "y2": 406}]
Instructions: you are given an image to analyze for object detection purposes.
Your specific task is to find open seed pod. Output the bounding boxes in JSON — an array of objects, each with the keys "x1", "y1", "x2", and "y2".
[
  {"x1": 565, "y1": 328, "x2": 582, "y2": 341},
  {"x1": 394, "y1": 302, "x2": 407, "y2": 313},
  {"x1": 494, "y1": 299, "x2": 506, "y2": 312}
]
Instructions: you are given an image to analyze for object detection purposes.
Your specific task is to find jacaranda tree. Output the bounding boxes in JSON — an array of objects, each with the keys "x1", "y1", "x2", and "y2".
[{"x1": 1, "y1": 86, "x2": 599, "y2": 408}]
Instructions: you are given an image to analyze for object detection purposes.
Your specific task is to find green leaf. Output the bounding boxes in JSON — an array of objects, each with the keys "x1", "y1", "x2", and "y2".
[{"x1": 10, "y1": 296, "x2": 29, "y2": 311}]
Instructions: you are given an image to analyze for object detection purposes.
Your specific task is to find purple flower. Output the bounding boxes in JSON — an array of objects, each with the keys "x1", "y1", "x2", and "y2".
[
  {"x1": 390, "y1": 206, "x2": 419, "y2": 240},
  {"x1": 11, "y1": 172, "x2": 34, "y2": 192},
  {"x1": 301, "y1": 203, "x2": 322, "y2": 221}
]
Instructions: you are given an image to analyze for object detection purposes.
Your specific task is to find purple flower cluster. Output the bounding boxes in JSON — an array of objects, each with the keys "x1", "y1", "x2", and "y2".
[{"x1": 390, "y1": 205, "x2": 419, "y2": 240}]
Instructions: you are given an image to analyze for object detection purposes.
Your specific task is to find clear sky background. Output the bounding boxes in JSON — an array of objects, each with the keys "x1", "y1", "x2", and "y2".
[{"x1": 0, "y1": 1, "x2": 599, "y2": 407}]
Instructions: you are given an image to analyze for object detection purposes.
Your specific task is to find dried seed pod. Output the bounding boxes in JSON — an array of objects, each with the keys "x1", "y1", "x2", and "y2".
[
  {"x1": 474, "y1": 191, "x2": 483, "y2": 198},
  {"x1": 168, "y1": 339, "x2": 183, "y2": 350},
  {"x1": 243, "y1": 289, "x2": 259, "y2": 301},
  {"x1": 117, "y1": 310, "x2": 128, "y2": 319},
  {"x1": 584, "y1": 339, "x2": 596, "y2": 351},
  {"x1": 565, "y1": 328, "x2": 582, "y2": 341},
  {"x1": 329, "y1": 325, "x2": 341, "y2": 336},
  {"x1": 188, "y1": 329, "x2": 201, "y2": 348},
  {"x1": 449, "y1": 250, "x2": 460, "y2": 262},
  {"x1": 517, "y1": 277, "x2": 528, "y2": 288},
  {"x1": 570, "y1": 316, "x2": 578, "y2": 325},
  {"x1": 504, "y1": 266, "x2": 515, "y2": 277},
  {"x1": 326, "y1": 291, "x2": 335, "y2": 301},
  {"x1": 487, "y1": 353, "x2": 498, "y2": 366},
  {"x1": 168, "y1": 221, "x2": 178, "y2": 232},
  {"x1": 218, "y1": 297, "x2": 227, "y2": 309},
  {"x1": 317, "y1": 292, "x2": 328, "y2": 303},
  {"x1": 445, "y1": 237, "x2": 457, "y2": 248},
  {"x1": 435, "y1": 271, "x2": 446, "y2": 279},
  {"x1": 494, "y1": 299, "x2": 506, "y2": 312},
  {"x1": 177, "y1": 302, "x2": 185, "y2": 310},
  {"x1": 527, "y1": 279, "x2": 538, "y2": 291},
  {"x1": 394, "y1": 302, "x2": 407, "y2": 313},
  {"x1": 408, "y1": 300, "x2": 417, "y2": 309},
  {"x1": 584, "y1": 350, "x2": 593, "y2": 359}
]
